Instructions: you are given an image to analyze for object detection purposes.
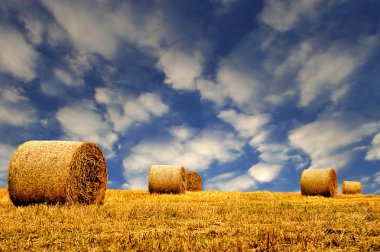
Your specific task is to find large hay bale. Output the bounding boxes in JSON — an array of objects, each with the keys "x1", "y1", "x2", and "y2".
[
  {"x1": 8, "y1": 141, "x2": 107, "y2": 206},
  {"x1": 148, "y1": 165, "x2": 186, "y2": 194},
  {"x1": 342, "y1": 181, "x2": 362, "y2": 194},
  {"x1": 186, "y1": 171, "x2": 202, "y2": 191},
  {"x1": 300, "y1": 168, "x2": 338, "y2": 197}
]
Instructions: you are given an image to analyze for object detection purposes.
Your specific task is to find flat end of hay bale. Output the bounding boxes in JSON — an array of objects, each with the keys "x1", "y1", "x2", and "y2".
[
  {"x1": 186, "y1": 171, "x2": 202, "y2": 191},
  {"x1": 148, "y1": 165, "x2": 186, "y2": 194},
  {"x1": 66, "y1": 142, "x2": 108, "y2": 205}
]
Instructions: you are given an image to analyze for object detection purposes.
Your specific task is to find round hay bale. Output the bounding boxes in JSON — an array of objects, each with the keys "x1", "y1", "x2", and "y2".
[
  {"x1": 8, "y1": 141, "x2": 107, "y2": 206},
  {"x1": 300, "y1": 168, "x2": 338, "y2": 197},
  {"x1": 186, "y1": 171, "x2": 202, "y2": 191},
  {"x1": 342, "y1": 181, "x2": 362, "y2": 194},
  {"x1": 148, "y1": 165, "x2": 186, "y2": 194}
]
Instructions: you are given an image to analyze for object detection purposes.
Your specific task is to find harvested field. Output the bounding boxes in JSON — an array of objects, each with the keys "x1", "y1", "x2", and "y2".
[{"x1": 0, "y1": 188, "x2": 379, "y2": 251}]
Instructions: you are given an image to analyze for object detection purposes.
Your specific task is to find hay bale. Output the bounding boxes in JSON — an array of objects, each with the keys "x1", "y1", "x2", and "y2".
[
  {"x1": 186, "y1": 171, "x2": 202, "y2": 191},
  {"x1": 342, "y1": 181, "x2": 362, "y2": 194},
  {"x1": 148, "y1": 165, "x2": 186, "y2": 194},
  {"x1": 8, "y1": 141, "x2": 107, "y2": 206},
  {"x1": 300, "y1": 168, "x2": 338, "y2": 197}
]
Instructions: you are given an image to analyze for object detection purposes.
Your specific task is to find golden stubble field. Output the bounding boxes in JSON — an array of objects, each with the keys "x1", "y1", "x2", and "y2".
[{"x1": 0, "y1": 188, "x2": 379, "y2": 251}]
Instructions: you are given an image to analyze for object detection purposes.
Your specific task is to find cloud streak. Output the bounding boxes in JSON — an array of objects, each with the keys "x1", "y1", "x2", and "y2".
[
  {"x1": 0, "y1": 25, "x2": 37, "y2": 81},
  {"x1": 289, "y1": 112, "x2": 380, "y2": 170}
]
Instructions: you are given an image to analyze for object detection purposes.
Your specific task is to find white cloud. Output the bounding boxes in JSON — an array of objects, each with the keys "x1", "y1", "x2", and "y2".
[
  {"x1": 95, "y1": 88, "x2": 169, "y2": 133},
  {"x1": 56, "y1": 101, "x2": 117, "y2": 157},
  {"x1": 248, "y1": 163, "x2": 282, "y2": 183},
  {"x1": 218, "y1": 109, "x2": 294, "y2": 184},
  {"x1": 361, "y1": 172, "x2": 380, "y2": 194},
  {"x1": 42, "y1": 0, "x2": 167, "y2": 59},
  {"x1": 170, "y1": 126, "x2": 196, "y2": 142},
  {"x1": 157, "y1": 49, "x2": 203, "y2": 91},
  {"x1": 205, "y1": 173, "x2": 257, "y2": 191},
  {"x1": 54, "y1": 68, "x2": 83, "y2": 87},
  {"x1": 206, "y1": 172, "x2": 237, "y2": 183},
  {"x1": 42, "y1": 0, "x2": 121, "y2": 58},
  {"x1": 46, "y1": 22, "x2": 67, "y2": 46},
  {"x1": 289, "y1": 113, "x2": 380, "y2": 170},
  {"x1": 257, "y1": 143, "x2": 289, "y2": 163},
  {"x1": 0, "y1": 26, "x2": 37, "y2": 81},
  {"x1": 0, "y1": 144, "x2": 16, "y2": 187},
  {"x1": 365, "y1": 133, "x2": 380, "y2": 161},
  {"x1": 248, "y1": 143, "x2": 293, "y2": 183},
  {"x1": 197, "y1": 64, "x2": 261, "y2": 108},
  {"x1": 218, "y1": 109, "x2": 270, "y2": 145},
  {"x1": 122, "y1": 126, "x2": 244, "y2": 189},
  {"x1": 121, "y1": 176, "x2": 147, "y2": 190},
  {"x1": 0, "y1": 87, "x2": 36, "y2": 126},
  {"x1": 374, "y1": 172, "x2": 380, "y2": 185},
  {"x1": 259, "y1": 0, "x2": 323, "y2": 32},
  {"x1": 196, "y1": 79, "x2": 225, "y2": 106},
  {"x1": 274, "y1": 40, "x2": 313, "y2": 77},
  {"x1": 20, "y1": 15, "x2": 44, "y2": 46},
  {"x1": 297, "y1": 51, "x2": 356, "y2": 107}
]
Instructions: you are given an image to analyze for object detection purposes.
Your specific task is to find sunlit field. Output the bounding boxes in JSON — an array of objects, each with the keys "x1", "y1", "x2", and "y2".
[{"x1": 0, "y1": 188, "x2": 379, "y2": 251}]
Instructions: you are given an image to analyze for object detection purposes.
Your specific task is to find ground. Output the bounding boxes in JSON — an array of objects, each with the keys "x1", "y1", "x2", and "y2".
[{"x1": 0, "y1": 188, "x2": 379, "y2": 251}]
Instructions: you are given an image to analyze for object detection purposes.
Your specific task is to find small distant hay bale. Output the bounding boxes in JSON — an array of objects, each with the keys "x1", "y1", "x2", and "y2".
[
  {"x1": 186, "y1": 171, "x2": 202, "y2": 191},
  {"x1": 8, "y1": 141, "x2": 108, "y2": 206},
  {"x1": 300, "y1": 168, "x2": 338, "y2": 197},
  {"x1": 148, "y1": 165, "x2": 186, "y2": 194},
  {"x1": 342, "y1": 181, "x2": 362, "y2": 194}
]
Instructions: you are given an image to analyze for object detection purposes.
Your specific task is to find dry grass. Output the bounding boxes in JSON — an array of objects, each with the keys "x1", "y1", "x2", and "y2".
[
  {"x1": 148, "y1": 165, "x2": 186, "y2": 194},
  {"x1": 8, "y1": 141, "x2": 107, "y2": 206},
  {"x1": 0, "y1": 188, "x2": 379, "y2": 251},
  {"x1": 300, "y1": 168, "x2": 338, "y2": 197},
  {"x1": 342, "y1": 181, "x2": 362, "y2": 195},
  {"x1": 186, "y1": 171, "x2": 202, "y2": 191}
]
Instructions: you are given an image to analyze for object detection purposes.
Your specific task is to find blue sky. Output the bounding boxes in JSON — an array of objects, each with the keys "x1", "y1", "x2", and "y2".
[{"x1": 0, "y1": 0, "x2": 380, "y2": 193}]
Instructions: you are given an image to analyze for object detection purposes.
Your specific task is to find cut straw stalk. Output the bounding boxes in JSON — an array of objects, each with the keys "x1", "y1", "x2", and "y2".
[
  {"x1": 186, "y1": 171, "x2": 202, "y2": 191},
  {"x1": 342, "y1": 181, "x2": 362, "y2": 194},
  {"x1": 300, "y1": 168, "x2": 338, "y2": 197},
  {"x1": 148, "y1": 165, "x2": 186, "y2": 194},
  {"x1": 8, "y1": 141, "x2": 107, "y2": 206}
]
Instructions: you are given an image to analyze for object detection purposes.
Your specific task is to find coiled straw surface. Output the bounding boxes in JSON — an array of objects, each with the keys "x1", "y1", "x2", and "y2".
[
  {"x1": 186, "y1": 171, "x2": 202, "y2": 191},
  {"x1": 342, "y1": 181, "x2": 362, "y2": 194},
  {"x1": 8, "y1": 141, "x2": 107, "y2": 206},
  {"x1": 300, "y1": 168, "x2": 338, "y2": 197},
  {"x1": 148, "y1": 165, "x2": 186, "y2": 194}
]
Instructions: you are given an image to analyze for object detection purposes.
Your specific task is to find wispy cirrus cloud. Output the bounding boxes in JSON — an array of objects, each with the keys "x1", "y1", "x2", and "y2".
[
  {"x1": 95, "y1": 88, "x2": 169, "y2": 134},
  {"x1": 42, "y1": 0, "x2": 168, "y2": 59},
  {"x1": 289, "y1": 112, "x2": 380, "y2": 170},
  {"x1": 365, "y1": 133, "x2": 380, "y2": 161},
  {"x1": 259, "y1": 0, "x2": 341, "y2": 32},
  {"x1": 205, "y1": 172, "x2": 257, "y2": 191},
  {"x1": 0, "y1": 25, "x2": 37, "y2": 81},
  {"x1": 197, "y1": 64, "x2": 262, "y2": 109},
  {"x1": 56, "y1": 101, "x2": 117, "y2": 157},
  {"x1": 0, "y1": 87, "x2": 36, "y2": 126},
  {"x1": 218, "y1": 109, "x2": 270, "y2": 147}
]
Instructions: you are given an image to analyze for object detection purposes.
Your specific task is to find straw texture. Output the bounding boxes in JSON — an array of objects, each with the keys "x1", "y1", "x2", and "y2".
[
  {"x1": 342, "y1": 181, "x2": 362, "y2": 194},
  {"x1": 148, "y1": 165, "x2": 186, "y2": 194},
  {"x1": 8, "y1": 141, "x2": 107, "y2": 206},
  {"x1": 300, "y1": 168, "x2": 338, "y2": 197},
  {"x1": 186, "y1": 171, "x2": 202, "y2": 191}
]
